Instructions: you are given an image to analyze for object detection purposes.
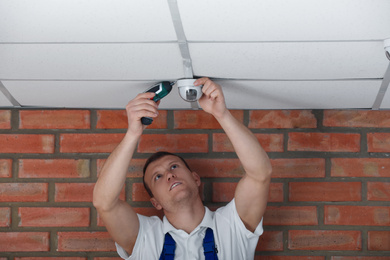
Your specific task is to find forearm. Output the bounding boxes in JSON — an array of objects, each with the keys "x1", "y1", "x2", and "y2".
[
  {"x1": 93, "y1": 131, "x2": 140, "y2": 211},
  {"x1": 215, "y1": 110, "x2": 272, "y2": 181}
]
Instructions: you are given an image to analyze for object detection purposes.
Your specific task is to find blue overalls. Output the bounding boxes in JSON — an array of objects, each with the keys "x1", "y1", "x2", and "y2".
[{"x1": 159, "y1": 228, "x2": 219, "y2": 260}]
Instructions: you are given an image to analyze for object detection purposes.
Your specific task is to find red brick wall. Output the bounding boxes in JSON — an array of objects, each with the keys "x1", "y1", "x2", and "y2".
[{"x1": 0, "y1": 108, "x2": 390, "y2": 259}]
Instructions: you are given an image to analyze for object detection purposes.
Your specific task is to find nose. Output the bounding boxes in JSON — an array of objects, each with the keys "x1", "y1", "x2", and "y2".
[{"x1": 167, "y1": 171, "x2": 176, "y2": 182}]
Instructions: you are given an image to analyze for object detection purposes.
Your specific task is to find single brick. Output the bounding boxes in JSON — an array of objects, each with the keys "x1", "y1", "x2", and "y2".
[
  {"x1": 132, "y1": 182, "x2": 151, "y2": 202},
  {"x1": 249, "y1": 110, "x2": 317, "y2": 129},
  {"x1": 324, "y1": 110, "x2": 390, "y2": 127},
  {"x1": 288, "y1": 132, "x2": 360, "y2": 152},
  {"x1": 0, "y1": 159, "x2": 12, "y2": 178},
  {"x1": 19, "y1": 159, "x2": 90, "y2": 178},
  {"x1": 57, "y1": 232, "x2": 116, "y2": 251},
  {"x1": 212, "y1": 182, "x2": 283, "y2": 203},
  {"x1": 186, "y1": 158, "x2": 243, "y2": 178},
  {"x1": 138, "y1": 134, "x2": 208, "y2": 153},
  {"x1": 289, "y1": 182, "x2": 361, "y2": 202},
  {"x1": 174, "y1": 110, "x2": 243, "y2": 129},
  {"x1": 0, "y1": 134, "x2": 54, "y2": 153},
  {"x1": 19, "y1": 110, "x2": 90, "y2": 129},
  {"x1": 60, "y1": 133, "x2": 125, "y2": 153},
  {"x1": 368, "y1": 231, "x2": 390, "y2": 251},
  {"x1": 256, "y1": 231, "x2": 283, "y2": 251},
  {"x1": 212, "y1": 182, "x2": 237, "y2": 202},
  {"x1": 268, "y1": 183, "x2": 284, "y2": 203},
  {"x1": 288, "y1": 230, "x2": 361, "y2": 251},
  {"x1": 213, "y1": 133, "x2": 284, "y2": 152},
  {"x1": 96, "y1": 110, "x2": 167, "y2": 129},
  {"x1": 93, "y1": 257, "x2": 122, "y2": 260},
  {"x1": 271, "y1": 158, "x2": 325, "y2": 178},
  {"x1": 18, "y1": 207, "x2": 90, "y2": 227},
  {"x1": 0, "y1": 183, "x2": 48, "y2": 202},
  {"x1": 0, "y1": 110, "x2": 11, "y2": 129},
  {"x1": 325, "y1": 206, "x2": 390, "y2": 226},
  {"x1": 331, "y1": 158, "x2": 390, "y2": 177},
  {"x1": 93, "y1": 258, "x2": 122, "y2": 260},
  {"x1": 0, "y1": 232, "x2": 49, "y2": 252},
  {"x1": 97, "y1": 158, "x2": 146, "y2": 178},
  {"x1": 258, "y1": 257, "x2": 325, "y2": 260},
  {"x1": 264, "y1": 206, "x2": 318, "y2": 226},
  {"x1": 368, "y1": 182, "x2": 390, "y2": 201},
  {"x1": 55, "y1": 183, "x2": 94, "y2": 202},
  {"x1": 368, "y1": 133, "x2": 390, "y2": 152},
  {"x1": 0, "y1": 207, "x2": 11, "y2": 227},
  {"x1": 16, "y1": 258, "x2": 87, "y2": 260},
  {"x1": 332, "y1": 257, "x2": 390, "y2": 260}
]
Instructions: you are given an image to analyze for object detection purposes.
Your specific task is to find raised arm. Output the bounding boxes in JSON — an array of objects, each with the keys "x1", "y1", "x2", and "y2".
[
  {"x1": 93, "y1": 92, "x2": 159, "y2": 254},
  {"x1": 196, "y1": 78, "x2": 272, "y2": 232}
]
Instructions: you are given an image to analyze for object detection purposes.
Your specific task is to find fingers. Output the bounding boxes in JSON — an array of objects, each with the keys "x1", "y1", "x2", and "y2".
[
  {"x1": 195, "y1": 77, "x2": 223, "y2": 101},
  {"x1": 126, "y1": 92, "x2": 159, "y2": 120}
]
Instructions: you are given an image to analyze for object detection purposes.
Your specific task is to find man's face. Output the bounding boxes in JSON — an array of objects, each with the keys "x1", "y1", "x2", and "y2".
[{"x1": 144, "y1": 155, "x2": 201, "y2": 210}]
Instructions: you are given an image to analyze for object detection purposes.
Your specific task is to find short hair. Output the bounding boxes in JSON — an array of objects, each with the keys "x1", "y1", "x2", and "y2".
[{"x1": 142, "y1": 151, "x2": 191, "y2": 198}]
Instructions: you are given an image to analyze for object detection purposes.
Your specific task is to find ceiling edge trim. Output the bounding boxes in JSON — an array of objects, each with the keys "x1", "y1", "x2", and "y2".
[
  {"x1": 372, "y1": 63, "x2": 390, "y2": 110},
  {"x1": 167, "y1": 0, "x2": 193, "y2": 79},
  {"x1": 0, "y1": 81, "x2": 21, "y2": 107}
]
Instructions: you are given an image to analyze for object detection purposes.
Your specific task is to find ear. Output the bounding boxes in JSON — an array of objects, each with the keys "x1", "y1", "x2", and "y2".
[
  {"x1": 192, "y1": 172, "x2": 201, "y2": 187},
  {"x1": 150, "y1": 197, "x2": 163, "y2": 210}
]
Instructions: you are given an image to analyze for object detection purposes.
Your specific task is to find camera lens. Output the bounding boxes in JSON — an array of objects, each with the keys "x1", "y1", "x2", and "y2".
[{"x1": 186, "y1": 89, "x2": 198, "y2": 101}]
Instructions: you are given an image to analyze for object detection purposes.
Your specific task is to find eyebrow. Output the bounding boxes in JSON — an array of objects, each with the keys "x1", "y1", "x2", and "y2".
[{"x1": 149, "y1": 159, "x2": 181, "y2": 183}]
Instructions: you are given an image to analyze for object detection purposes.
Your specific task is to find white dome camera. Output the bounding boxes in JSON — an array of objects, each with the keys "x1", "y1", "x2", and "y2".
[
  {"x1": 385, "y1": 38, "x2": 390, "y2": 61},
  {"x1": 177, "y1": 79, "x2": 203, "y2": 102}
]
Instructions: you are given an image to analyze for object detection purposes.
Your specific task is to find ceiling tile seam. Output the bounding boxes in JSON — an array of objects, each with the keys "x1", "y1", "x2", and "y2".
[
  {"x1": 167, "y1": 0, "x2": 193, "y2": 79},
  {"x1": 0, "y1": 40, "x2": 384, "y2": 45},
  {"x1": 186, "y1": 40, "x2": 386, "y2": 44},
  {"x1": 0, "y1": 42, "x2": 179, "y2": 45},
  {"x1": 372, "y1": 62, "x2": 390, "y2": 110},
  {"x1": 0, "y1": 81, "x2": 21, "y2": 107},
  {"x1": 0, "y1": 78, "x2": 383, "y2": 82}
]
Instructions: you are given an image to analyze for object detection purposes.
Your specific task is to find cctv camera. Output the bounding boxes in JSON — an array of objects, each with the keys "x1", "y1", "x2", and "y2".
[
  {"x1": 177, "y1": 79, "x2": 203, "y2": 102},
  {"x1": 385, "y1": 38, "x2": 390, "y2": 61}
]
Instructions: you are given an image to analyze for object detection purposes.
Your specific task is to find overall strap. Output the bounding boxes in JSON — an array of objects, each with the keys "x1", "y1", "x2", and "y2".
[
  {"x1": 159, "y1": 228, "x2": 218, "y2": 260},
  {"x1": 159, "y1": 232, "x2": 176, "y2": 260},
  {"x1": 203, "y1": 228, "x2": 219, "y2": 260}
]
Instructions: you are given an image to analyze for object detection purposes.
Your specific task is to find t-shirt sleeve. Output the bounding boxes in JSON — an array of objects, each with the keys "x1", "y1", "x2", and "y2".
[
  {"x1": 217, "y1": 198, "x2": 264, "y2": 238},
  {"x1": 214, "y1": 199, "x2": 264, "y2": 259},
  {"x1": 115, "y1": 214, "x2": 162, "y2": 259}
]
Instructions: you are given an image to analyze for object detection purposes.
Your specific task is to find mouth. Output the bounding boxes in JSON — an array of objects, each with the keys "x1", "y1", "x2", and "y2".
[{"x1": 170, "y1": 182, "x2": 182, "y2": 191}]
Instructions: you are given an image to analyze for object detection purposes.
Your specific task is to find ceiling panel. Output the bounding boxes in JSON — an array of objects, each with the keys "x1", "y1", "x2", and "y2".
[
  {"x1": 0, "y1": 0, "x2": 176, "y2": 43},
  {"x1": 0, "y1": 91, "x2": 13, "y2": 107},
  {"x1": 3, "y1": 80, "x2": 381, "y2": 109},
  {"x1": 216, "y1": 80, "x2": 381, "y2": 109},
  {"x1": 0, "y1": 44, "x2": 184, "y2": 80},
  {"x1": 190, "y1": 41, "x2": 388, "y2": 80},
  {"x1": 0, "y1": 0, "x2": 388, "y2": 110},
  {"x1": 3, "y1": 81, "x2": 156, "y2": 108},
  {"x1": 2, "y1": 81, "x2": 193, "y2": 109},
  {"x1": 378, "y1": 86, "x2": 390, "y2": 109},
  {"x1": 179, "y1": 0, "x2": 390, "y2": 41}
]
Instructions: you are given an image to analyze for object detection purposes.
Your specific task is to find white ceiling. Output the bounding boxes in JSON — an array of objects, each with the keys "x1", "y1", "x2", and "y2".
[{"x1": 0, "y1": 0, "x2": 389, "y2": 109}]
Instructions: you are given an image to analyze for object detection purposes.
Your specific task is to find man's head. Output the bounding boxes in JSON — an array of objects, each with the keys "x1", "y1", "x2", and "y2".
[
  {"x1": 142, "y1": 151, "x2": 201, "y2": 211},
  {"x1": 142, "y1": 151, "x2": 192, "y2": 198}
]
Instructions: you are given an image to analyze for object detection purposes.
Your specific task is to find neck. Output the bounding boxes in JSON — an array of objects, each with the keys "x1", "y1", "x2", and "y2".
[{"x1": 163, "y1": 196, "x2": 205, "y2": 234}]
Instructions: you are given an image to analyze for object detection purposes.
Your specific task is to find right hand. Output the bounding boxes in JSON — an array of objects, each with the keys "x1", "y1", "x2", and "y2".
[{"x1": 125, "y1": 92, "x2": 159, "y2": 136}]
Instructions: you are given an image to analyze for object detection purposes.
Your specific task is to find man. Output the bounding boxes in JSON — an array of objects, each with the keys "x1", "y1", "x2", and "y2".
[{"x1": 93, "y1": 78, "x2": 272, "y2": 259}]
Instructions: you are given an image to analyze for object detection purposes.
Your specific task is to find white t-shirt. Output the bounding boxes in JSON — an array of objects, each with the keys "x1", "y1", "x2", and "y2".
[{"x1": 116, "y1": 199, "x2": 263, "y2": 259}]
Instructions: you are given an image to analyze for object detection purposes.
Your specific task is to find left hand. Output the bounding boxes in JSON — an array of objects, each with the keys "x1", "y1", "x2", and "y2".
[{"x1": 195, "y1": 78, "x2": 227, "y2": 119}]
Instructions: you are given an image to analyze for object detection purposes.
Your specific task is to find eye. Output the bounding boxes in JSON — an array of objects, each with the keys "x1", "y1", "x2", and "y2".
[
  {"x1": 170, "y1": 164, "x2": 178, "y2": 170},
  {"x1": 154, "y1": 174, "x2": 162, "y2": 181}
]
